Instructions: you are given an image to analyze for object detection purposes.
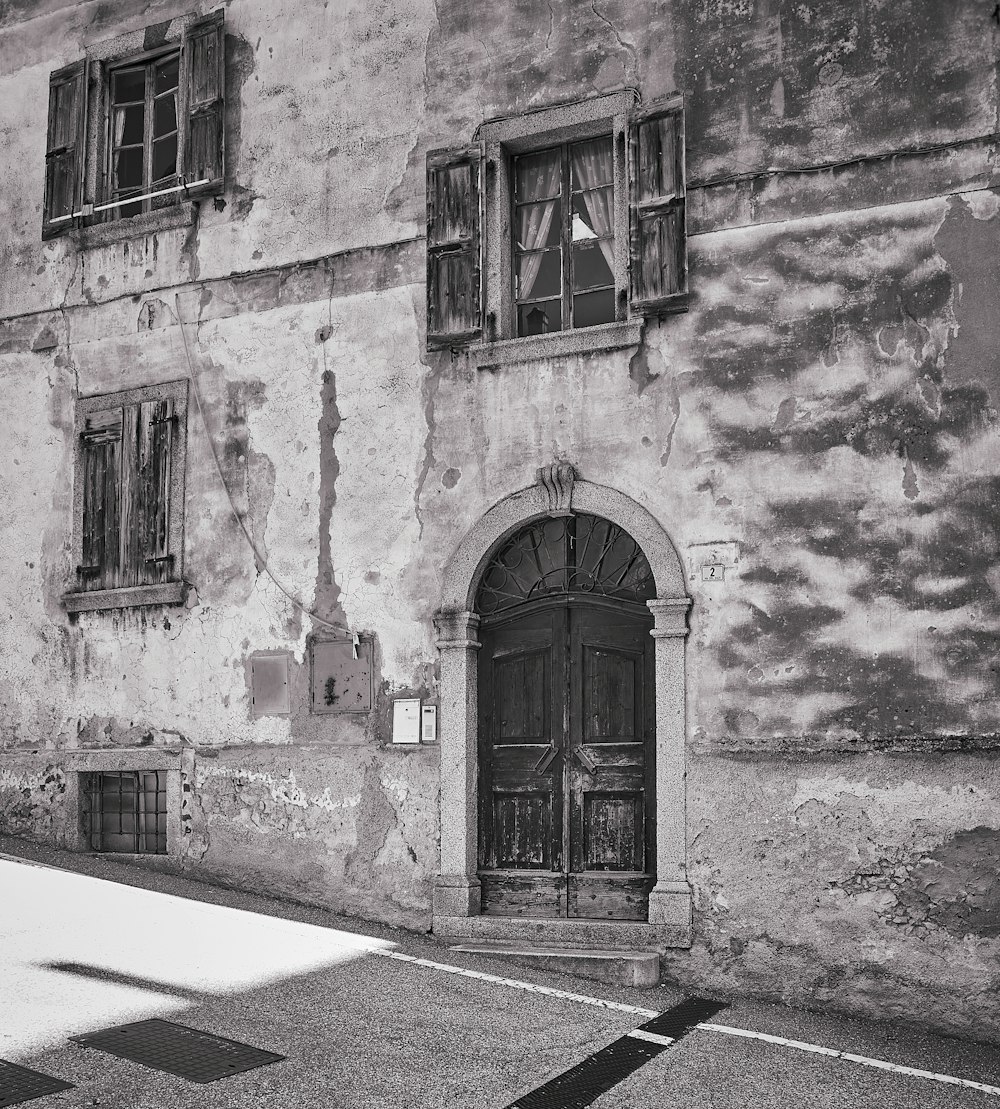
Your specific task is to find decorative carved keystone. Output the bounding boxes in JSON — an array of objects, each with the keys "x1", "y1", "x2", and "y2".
[{"x1": 536, "y1": 461, "x2": 576, "y2": 516}]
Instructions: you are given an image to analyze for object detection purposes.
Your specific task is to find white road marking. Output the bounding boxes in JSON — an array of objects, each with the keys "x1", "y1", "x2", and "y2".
[
  {"x1": 373, "y1": 950, "x2": 1000, "y2": 1097},
  {"x1": 628, "y1": 1029, "x2": 675, "y2": 1047},
  {"x1": 699, "y1": 1023, "x2": 1000, "y2": 1096},
  {"x1": 372, "y1": 951, "x2": 658, "y2": 1016}
]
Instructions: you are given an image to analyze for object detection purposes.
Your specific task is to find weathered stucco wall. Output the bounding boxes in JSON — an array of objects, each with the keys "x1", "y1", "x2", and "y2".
[{"x1": 1, "y1": 0, "x2": 999, "y2": 1038}]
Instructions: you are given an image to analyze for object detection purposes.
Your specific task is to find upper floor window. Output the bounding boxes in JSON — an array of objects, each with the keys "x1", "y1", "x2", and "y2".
[
  {"x1": 425, "y1": 91, "x2": 686, "y2": 357},
  {"x1": 109, "y1": 52, "x2": 181, "y2": 218},
  {"x1": 43, "y1": 10, "x2": 224, "y2": 239}
]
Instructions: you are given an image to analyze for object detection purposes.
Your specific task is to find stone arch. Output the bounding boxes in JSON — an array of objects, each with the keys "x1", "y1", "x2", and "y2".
[{"x1": 432, "y1": 470, "x2": 693, "y2": 945}]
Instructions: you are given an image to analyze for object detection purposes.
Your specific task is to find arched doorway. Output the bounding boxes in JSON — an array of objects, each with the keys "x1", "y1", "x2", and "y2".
[
  {"x1": 432, "y1": 471, "x2": 692, "y2": 944},
  {"x1": 474, "y1": 514, "x2": 656, "y2": 920}
]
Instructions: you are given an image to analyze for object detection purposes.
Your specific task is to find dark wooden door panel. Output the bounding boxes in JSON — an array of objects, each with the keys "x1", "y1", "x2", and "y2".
[
  {"x1": 478, "y1": 605, "x2": 566, "y2": 882},
  {"x1": 481, "y1": 872, "x2": 568, "y2": 917},
  {"x1": 478, "y1": 593, "x2": 654, "y2": 920},
  {"x1": 567, "y1": 873, "x2": 653, "y2": 920},
  {"x1": 568, "y1": 602, "x2": 654, "y2": 916}
]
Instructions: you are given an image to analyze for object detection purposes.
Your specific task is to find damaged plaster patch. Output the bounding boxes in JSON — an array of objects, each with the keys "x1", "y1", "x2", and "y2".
[
  {"x1": 960, "y1": 191, "x2": 1000, "y2": 221},
  {"x1": 196, "y1": 764, "x2": 361, "y2": 813},
  {"x1": 841, "y1": 826, "x2": 1000, "y2": 939}
]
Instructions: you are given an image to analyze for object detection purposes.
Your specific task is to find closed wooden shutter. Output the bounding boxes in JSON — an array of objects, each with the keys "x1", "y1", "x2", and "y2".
[
  {"x1": 79, "y1": 410, "x2": 122, "y2": 591},
  {"x1": 43, "y1": 59, "x2": 87, "y2": 239},
  {"x1": 139, "y1": 398, "x2": 174, "y2": 585},
  {"x1": 629, "y1": 99, "x2": 687, "y2": 312},
  {"x1": 426, "y1": 146, "x2": 482, "y2": 349},
  {"x1": 183, "y1": 9, "x2": 225, "y2": 194}
]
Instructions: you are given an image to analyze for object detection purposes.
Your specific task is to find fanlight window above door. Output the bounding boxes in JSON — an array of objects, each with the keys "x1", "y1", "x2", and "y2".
[{"x1": 475, "y1": 514, "x2": 655, "y2": 616}]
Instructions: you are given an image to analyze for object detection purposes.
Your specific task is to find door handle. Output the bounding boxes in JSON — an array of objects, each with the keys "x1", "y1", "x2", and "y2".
[
  {"x1": 572, "y1": 746, "x2": 597, "y2": 774},
  {"x1": 534, "y1": 745, "x2": 559, "y2": 774}
]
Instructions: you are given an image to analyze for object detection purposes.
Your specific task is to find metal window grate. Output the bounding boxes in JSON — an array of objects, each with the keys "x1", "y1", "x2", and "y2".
[
  {"x1": 82, "y1": 771, "x2": 167, "y2": 854},
  {"x1": 0, "y1": 1059, "x2": 74, "y2": 1108},
  {"x1": 71, "y1": 1019, "x2": 285, "y2": 1083}
]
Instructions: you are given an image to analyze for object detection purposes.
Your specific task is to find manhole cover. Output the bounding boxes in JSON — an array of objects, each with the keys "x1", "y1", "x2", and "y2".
[
  {"x1": 0, "y1": 1059, "x2": 74, "y2": 1107},
  {"x1": 71, "y1": 1019, "x2": 285, "y2": 1083}
]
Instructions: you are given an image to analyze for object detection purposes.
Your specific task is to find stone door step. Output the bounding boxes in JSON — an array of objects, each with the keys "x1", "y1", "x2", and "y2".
[{"x1": 450, "y1": 942, "x2": 660, "y2": 989}]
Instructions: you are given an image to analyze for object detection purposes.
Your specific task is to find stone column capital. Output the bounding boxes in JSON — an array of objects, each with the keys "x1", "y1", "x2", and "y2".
[
  {"x1": 647, "y1": 596, "x2": 692, "y2": 638},
  {"x1": 433, "y1": 608, "x2": 482, "y2": 650}
]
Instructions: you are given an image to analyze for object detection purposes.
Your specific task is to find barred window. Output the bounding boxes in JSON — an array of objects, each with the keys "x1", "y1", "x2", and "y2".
[{"x1": 82, "y1": 771, "x2": 168, "y2": 854}]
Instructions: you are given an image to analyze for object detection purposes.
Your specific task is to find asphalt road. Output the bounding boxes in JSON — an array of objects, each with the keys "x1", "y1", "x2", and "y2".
[{"x1": 2, "y1": 837, "x2": 999, "y2": 1109}]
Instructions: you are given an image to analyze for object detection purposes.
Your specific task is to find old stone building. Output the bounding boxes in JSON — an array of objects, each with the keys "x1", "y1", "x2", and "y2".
[{"x1": 1, "y1": 0, "x2": 998, "y2": 1040}]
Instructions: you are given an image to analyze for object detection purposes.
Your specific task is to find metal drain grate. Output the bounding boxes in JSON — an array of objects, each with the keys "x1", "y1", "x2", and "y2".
[
  {"x1": 638, "y1": 995, "x2": 728, "y2": 1040},
  {"x1": 70, "y1": 1019, "x2": 285, "y2": 1083},
  {"x1": 0, "y1": 1059, "x2": 74, "y2": 1108},
  {"x1": 512, "y1": 1036, "x2": 664, "y2": 1109},
  {"x1": 509, "y1": 995, "x2": 728, "y2": 1109}
]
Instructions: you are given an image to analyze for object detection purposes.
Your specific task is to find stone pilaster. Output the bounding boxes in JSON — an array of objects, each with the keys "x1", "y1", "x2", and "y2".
[
  {"x1": 646, "y1": 596, "x2": 693, "y2": 938},
  {"x1": 432, "y1": 608, "x2": 482, "y2": 919}
]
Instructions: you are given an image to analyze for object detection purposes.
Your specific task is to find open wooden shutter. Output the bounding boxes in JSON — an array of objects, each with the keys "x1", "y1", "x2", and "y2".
[
  {"x1": 426, "y1": 146, "x2": 483, "y2": 349},
  {"x1": 79, "y1": 410, "x2": 122, "y2": 591},
  {"x1": 43, "y1": 59, "x2": 86, "y2": 239},
  {"x1": 182, "y1": 9, "x2": 225, "y2": 195},
  {"x1": 629, "y1": 99, "x2": 687, "y2": 312},
  {"x1": 138, "y1": 398, "x2": 175, "y2": 585}
]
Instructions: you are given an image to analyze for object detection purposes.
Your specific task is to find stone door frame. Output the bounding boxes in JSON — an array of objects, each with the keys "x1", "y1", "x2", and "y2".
[{"x1": 432, "y1": 471, "x2": 693, "y2": 940}]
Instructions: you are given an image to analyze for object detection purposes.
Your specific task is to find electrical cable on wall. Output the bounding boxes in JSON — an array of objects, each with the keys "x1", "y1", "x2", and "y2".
[{"x1": 174, "y1": 293, "x2": 359, "y2": 653}]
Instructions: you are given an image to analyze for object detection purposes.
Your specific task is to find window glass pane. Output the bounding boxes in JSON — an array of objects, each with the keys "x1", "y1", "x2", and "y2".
[
  {"x1": 152, "y1": 135, "x2": 177, "y2": 183},
  {"x1": 118, "y1": 198, "x2": 143, "y2": 218},
  {"x1": 155, "y1": 55, "x2": 179, "y2": 95},
  {"x1": 573, "y1": 288, "x2": 615, "y2": 328},
  {"x1": 113, "y1": 105, "x2": 145, "y2": 148},
  {"x1": 516, "y1": 249, "x2": 561, "y2": 301},
  {"x1": 516, "y1": 199, "x2": 561, "y2": 251},
  {"x1": 112, "y1": 67, "x2": 145, "y2": 105},
  {"x1": 571, "y1": 136, "x2": 613, "y2": 189},
  {"x1": 114, "y1": 147, "x2": 144, "y2": 192},
  {"x1": 518, "y1": 300, "x2": 562, "y2": 336},
  {"x1": 153, "y1": 94, "x2": 177, "y2": 139},
  {"x1": 572, "y1": 239, "x2": 614, "y2": 291},
  {"x1": 571, "y1": 187, "x2": 613, "y2": 241},
  {"x1": 515, "y1": 147, "x2": 561, "y2": 202}
]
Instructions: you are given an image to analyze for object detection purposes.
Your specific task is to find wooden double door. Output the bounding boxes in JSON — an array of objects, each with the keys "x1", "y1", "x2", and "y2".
[{"x1": 477, "y1": 596, "x2": 655, "y2": 920}]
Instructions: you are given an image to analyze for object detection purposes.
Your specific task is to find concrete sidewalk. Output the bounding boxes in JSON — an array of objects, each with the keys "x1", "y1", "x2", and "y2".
[{"x1": 2, "y1": 836, "x2": 999, "y2": 1109}]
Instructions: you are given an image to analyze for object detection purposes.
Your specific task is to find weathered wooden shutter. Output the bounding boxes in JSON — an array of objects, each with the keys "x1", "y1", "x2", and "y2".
[
  {"x1": 629, "y1": 99, "x2": 687, "y2": 312},
  {"x1": 182, "y1": 9, "x2": 225, "y2": 194},
  {"x1": 426, "y1": 146, "x2": 483, "y2": 349},
  {"x1": 79, "y1": 410, "x2": 122, "y2": 591},
  {"x1": 43, "y1": 59, "x2": 87, "y2": 239},
  {"x1": 138, "y1": 399, "x2": 175, "y2": 585}
]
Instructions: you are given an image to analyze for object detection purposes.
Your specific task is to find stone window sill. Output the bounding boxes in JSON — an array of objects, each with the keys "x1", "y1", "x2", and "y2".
[
  {"x1": 469, "y1": 319, "x2": 645, "y2": 369},
  {"x1": 70, "y1": 202, "x2": 197, "y2": 251},
  {"x1": 63, "y1": 580, "x2": 187, "y2": 613}
]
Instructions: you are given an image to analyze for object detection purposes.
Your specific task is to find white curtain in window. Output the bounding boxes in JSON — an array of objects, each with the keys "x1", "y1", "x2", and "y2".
[
  {"x1": 571, "y1": 141, "x2": 615, "y2": 271},
  {"x1": 517, "y1": 153, "x2": 562, "y2": 299}
]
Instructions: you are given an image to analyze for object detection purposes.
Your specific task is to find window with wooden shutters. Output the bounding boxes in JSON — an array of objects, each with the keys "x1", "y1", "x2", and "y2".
[
  {"x1": 629, "y1": 97, "x2": 686, "y2": 311},
  {"x1": 448, "y1": 91, "x2": 687, "y2": 363},
  {"x1": 65, "y1": 380, "x2": 189, "y2": 614},
  {"x1": 426, "y1": 147, "x2": 482, "y2": 349},
  {"x1": 41, "y1": 10, "x2": 225, "y2": 238}
]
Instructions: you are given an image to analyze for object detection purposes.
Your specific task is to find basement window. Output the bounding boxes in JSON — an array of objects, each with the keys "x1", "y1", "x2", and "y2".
[
  {"x1": 81, "y1": 771, "x2": 168, "y2": 854},
  {"x1": 62, "y1": 379, "x2": 189, "y2": 613}
]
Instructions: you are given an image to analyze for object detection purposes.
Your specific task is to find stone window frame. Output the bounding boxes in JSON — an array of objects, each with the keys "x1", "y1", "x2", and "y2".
[
  {"x1": 62, "y1": 378, "x2": 189, "y2": 614},
  {"x1": 63, "y1": 749, "x2": 185, "y2": 858},
  {"x1": 431, "y1": 469, "x2": 694, "y2": 946},
  {"x1": 474, "y1": 91, "x2": 643, "y2": 367}
]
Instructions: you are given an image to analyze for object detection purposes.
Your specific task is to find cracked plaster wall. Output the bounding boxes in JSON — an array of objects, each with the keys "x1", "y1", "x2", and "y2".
[{"x1": 1, "y1": 0, "x2": 999, "y2": 1030}]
